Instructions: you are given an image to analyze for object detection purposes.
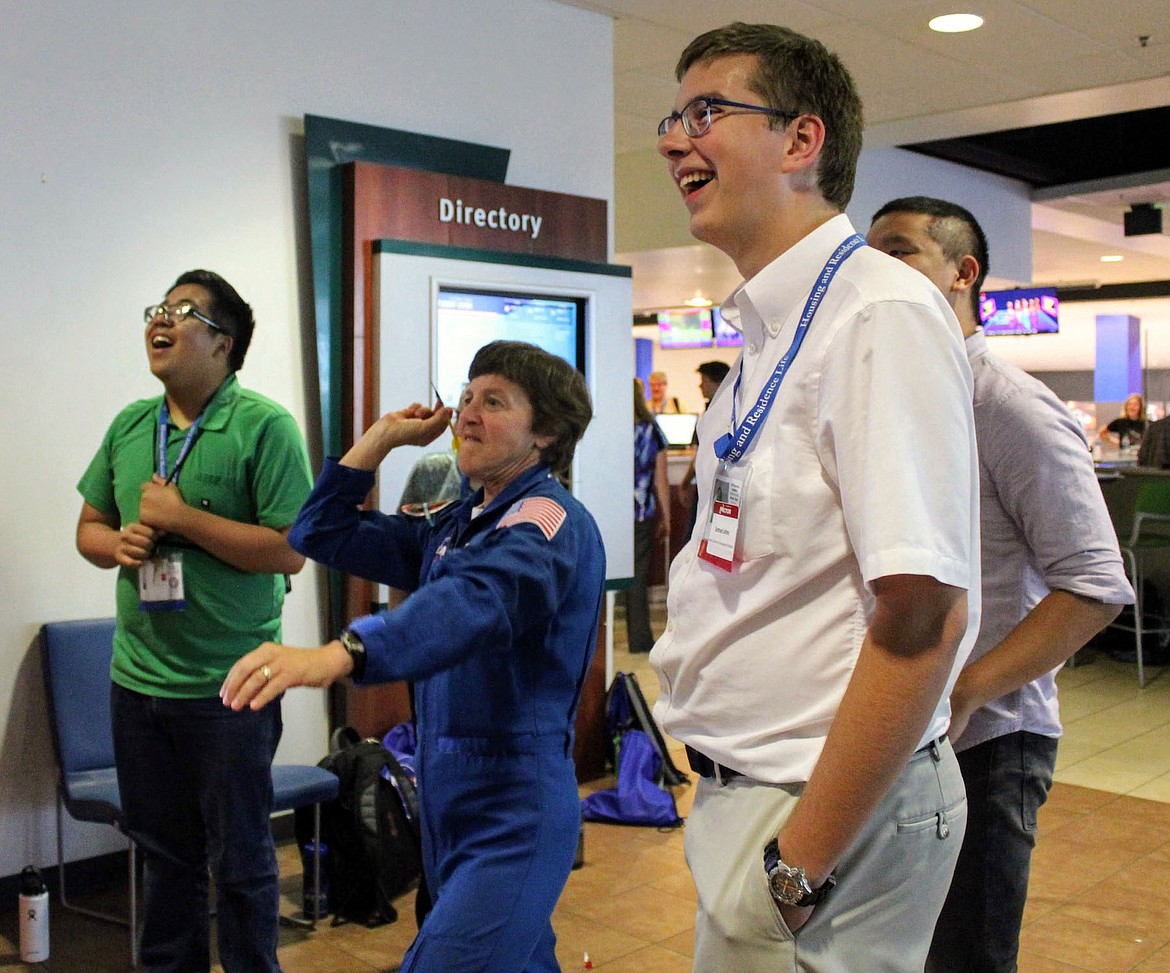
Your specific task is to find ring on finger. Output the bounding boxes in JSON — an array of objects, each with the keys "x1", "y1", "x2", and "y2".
[{"x1": 261, "y1": 665, "x2": 272, "y2": 683}]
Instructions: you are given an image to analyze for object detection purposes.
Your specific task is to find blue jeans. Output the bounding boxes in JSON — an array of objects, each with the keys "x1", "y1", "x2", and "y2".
[
  {"x1": 111, "y1": 684, "x2": 284, "y2": 973},
  {"x1": 926, "y1": 731, "x2": 1058, "y2": 973}
]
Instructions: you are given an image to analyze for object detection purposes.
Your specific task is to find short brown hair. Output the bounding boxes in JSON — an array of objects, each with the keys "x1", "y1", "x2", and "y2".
[
  {"x1": 467, "y1": 341, "x2": 593, "y2": 479},
  {"x1": 676, "y1": 22, "x2": 863, "y2": 211}
]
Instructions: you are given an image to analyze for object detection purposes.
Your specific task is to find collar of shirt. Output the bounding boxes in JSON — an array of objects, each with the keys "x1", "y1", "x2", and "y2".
[
  {"x1": 722, "y1": 214, "x2": 858, "y2": 342},
  {"x1": 966, "y1": 328, "x2": 990, "y2": 363}
]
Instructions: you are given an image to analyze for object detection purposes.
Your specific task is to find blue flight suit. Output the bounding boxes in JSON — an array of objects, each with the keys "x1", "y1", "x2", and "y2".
[{"x1": 289, "y1": 460, "x2": 606, "y2": 973}]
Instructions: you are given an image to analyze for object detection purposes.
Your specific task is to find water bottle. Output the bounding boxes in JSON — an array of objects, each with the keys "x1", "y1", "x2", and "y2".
[
  {"x1": 300, "y1": 841, "x2": 330, "y2": 919},
  {"x1": 19, "y1": 865, "x2": 49, "y2": 963}
]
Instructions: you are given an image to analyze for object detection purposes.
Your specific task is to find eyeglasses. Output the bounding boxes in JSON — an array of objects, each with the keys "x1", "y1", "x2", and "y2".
[
  {"x1": 658, "y1": 97, "x2": 800, "y2": 138},
  {"x1": 144, "y1": 301, "x2": 230, "y2": 335}
]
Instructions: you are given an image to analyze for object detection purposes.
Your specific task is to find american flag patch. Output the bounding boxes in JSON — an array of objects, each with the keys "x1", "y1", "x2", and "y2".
[{"x1": 496, "y1": 497, "x2": 567, "y2": 541}]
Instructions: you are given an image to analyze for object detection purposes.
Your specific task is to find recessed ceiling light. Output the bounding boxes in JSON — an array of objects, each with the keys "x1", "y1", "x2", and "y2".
[
  {"x1": 684, "y1": 292, "x2": 712, "y2": 307},
  {"x1": 929, "y1": 13, "x2": 984, "y2": 33},
  {"x1": 1100, "y1": 254, "x2": 1124, "y2": 262}
]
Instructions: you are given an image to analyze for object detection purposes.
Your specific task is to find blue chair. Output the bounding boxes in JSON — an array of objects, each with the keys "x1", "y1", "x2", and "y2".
[
  {"x1": 40, "y1": 618, "x2": 340, "y2": 967},
  {"x1": 41, "y1": 618, "x2": 139, "y2": 967}
]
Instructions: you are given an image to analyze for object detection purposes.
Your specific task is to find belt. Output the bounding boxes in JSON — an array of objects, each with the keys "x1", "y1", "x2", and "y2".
[
  {"x1": 915, "y1": 735, "x2": 948, "y2": 761},
  {"x1": 686, "y1": 735, "x2": 948, "y2": 785},
  {"x1": 685, "y1": 745, "x2": 744, "y2": 785}
]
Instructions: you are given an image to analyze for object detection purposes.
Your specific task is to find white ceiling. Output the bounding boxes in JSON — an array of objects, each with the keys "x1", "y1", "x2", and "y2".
[{"x1": 559, "y1": 0, "x2": 1170, "y2": 306}]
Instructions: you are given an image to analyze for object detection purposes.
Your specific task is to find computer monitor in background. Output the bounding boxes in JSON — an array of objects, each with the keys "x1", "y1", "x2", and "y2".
[
  {"x1": 979, "y1": 286, "x2": 1060, "y2": 336},
  {"x1": 655, "y1": 412, "x2": 699, "y2": 449},
  {"x1": 658, "y1": 308, "x2": 713, "y2": 349},
  {"x1": 433, "y1": 286, "x2": 585, "y2": 406},
  {"x1": 713, "y1": 306, "x2": 743, "y2": 347}
]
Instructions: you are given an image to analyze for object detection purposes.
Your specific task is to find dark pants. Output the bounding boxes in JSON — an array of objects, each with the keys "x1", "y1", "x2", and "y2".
[
  {"x1": 926, "y1": 731, "x2": 1058, "y2": 973},
  {"x1": 625, "y1": 517, "x2": 657, "y2": 653},
  {"x1": 111, "y1": 684, "x2": 284, "y2": 973}
]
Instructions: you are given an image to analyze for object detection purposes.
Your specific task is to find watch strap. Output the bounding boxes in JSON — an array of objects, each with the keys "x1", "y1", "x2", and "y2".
[{"x1": 339, "y1": 629, "x2": 368, "y2": 681}]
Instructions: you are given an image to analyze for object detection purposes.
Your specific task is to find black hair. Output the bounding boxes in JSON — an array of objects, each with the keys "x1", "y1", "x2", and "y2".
[
  {"x1": 870, "y1": 196, "x2": 990, "y2": 318},
  {"x1": 170, "y1": 269, "x2": 255, "y2": 372},
  {"x1": 697, "y1": 360, "x2": 731, "y2": 383},
  {"x1": 467, "y1": 341, "x2": 593, "y2": 479},
  {"x1": 677, "y1": 22, "x2": 863, "y2": 210}
]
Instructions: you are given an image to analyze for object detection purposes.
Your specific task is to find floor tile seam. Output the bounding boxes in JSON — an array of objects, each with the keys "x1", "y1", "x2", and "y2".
[{"x1": 1027, "y1": 906, "x2": 1166, "y2": 972}]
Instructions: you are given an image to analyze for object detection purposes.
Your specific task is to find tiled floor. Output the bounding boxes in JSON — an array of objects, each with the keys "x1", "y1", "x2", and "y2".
[{"x1": 3, "y1": 607, "x2": 1170, "y2": 972}]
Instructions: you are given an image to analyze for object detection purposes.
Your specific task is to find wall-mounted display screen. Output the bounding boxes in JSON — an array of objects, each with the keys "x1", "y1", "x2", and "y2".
[
  {"x1": 434, "y1": 286, "x2": 585, "y2": 405},
  {"x1": 712, "y1": 306, "x2": 743, "y2": 348},
  {"x1": 378, "y1": 247, "x2": 634, "y2": 580},
  {"x1": 658, "y1": 308, "x2": 713, "y2": 349},
  {"x1": 979, "y1": 286, "x2": 1060, "y2": 336}
]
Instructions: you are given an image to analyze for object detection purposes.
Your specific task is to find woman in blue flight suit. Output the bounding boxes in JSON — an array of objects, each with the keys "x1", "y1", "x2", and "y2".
[{"x1": 222, "y1": 340, "x2": 605, "y2": 973}]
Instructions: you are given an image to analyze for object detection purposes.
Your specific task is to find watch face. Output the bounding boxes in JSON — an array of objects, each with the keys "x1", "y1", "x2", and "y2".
[{"x1": 768, "y1": 865, "x2": 809, "y2": 905}]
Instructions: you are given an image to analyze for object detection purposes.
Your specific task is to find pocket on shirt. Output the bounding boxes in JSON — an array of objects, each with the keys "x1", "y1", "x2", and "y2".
[{"x1": 733, "y1": 448, "x2": 776, "y2": 562}]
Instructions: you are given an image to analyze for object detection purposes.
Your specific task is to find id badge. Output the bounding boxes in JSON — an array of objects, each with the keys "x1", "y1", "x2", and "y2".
[
  {"x1": 698, "y1": 462, "x2": 751, "y2": 571},
  {"x1": 138, "y1": 551, "x2": 186, "y2": 612}
]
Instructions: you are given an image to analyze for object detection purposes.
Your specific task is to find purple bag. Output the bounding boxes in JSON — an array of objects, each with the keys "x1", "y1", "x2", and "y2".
[{"x1": 581, "y1": 730, "x2": 681, "y2": 827}]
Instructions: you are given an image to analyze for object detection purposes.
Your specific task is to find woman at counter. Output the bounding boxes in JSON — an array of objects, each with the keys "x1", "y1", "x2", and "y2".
[
  {"x1": 1098, "y1": 393, "x2": 1148, "y2": 448},
  {"x1": 221, "y1": 340, "x2": 605, "y2": 973}
]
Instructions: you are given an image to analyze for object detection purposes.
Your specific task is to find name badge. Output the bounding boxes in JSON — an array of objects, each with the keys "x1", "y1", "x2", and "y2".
[
  {"x1": 698, "y1": 463, "x2": 751, "y2": 572},
  {"x1": 138, "y1": 551, "x2": 186, "y2": 612}
]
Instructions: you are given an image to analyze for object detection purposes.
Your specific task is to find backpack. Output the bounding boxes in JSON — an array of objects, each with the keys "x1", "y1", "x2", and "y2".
[
  {"x1": 605, "y1": 672, "x2": 688, "y2": 787},
  {"x1": 295, "y1": 731, "x2": 422, "y2": 926},
  {"x1": 581, "y1": 729, "x2": 682, "y2": 827}
]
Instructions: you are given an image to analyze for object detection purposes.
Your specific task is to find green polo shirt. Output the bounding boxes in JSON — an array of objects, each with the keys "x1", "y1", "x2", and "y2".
[{"x1": 78, "y1": 375, "x2": 313, "y2": 697}]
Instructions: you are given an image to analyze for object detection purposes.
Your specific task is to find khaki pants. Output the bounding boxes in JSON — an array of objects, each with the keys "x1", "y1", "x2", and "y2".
[{"x1": 685, "y1": 738, "x2": 966, "y2": 973}]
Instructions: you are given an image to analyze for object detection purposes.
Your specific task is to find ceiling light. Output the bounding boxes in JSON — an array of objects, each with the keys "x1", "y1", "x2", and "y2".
[
  {"x1": 684, "y1": 292, "x2": 712, "y2": 307},
  {"x1": 1100, "y1": 254, "x2": 1124, "y2": 262},
  {"x1": 929, "y1": 13, "x2": 984, "y2": 33}
]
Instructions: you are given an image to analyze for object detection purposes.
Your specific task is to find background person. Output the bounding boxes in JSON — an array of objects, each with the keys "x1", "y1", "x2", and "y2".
[
  {"x1": 695, "y1": 359, "x2": 731, "y2": 405},
  {"x1": 1098, "y1": 392, "x2": 1147, "y2": 448},
  {"x1": 651, "y1": 23, "x2": 979, "y2": 973},
  {"x1": 1138, "y1": 415, "x2": 1170, "y2": 468},
  {"x1": 222, "y1": 340, "x2": 605, "y2": 973},
  {"x1": 627, "y1": 378, "x2": 670, "y2": 653},
  {"x1": 679, "y1": 360, "x2": 731, "y2": 538},
  {"x1": 868, "y1": 195, "x2": 1131, "y2": 973},
  {"x1": 76, "y1": 270, "x2": 312, "y2": 973},
  {"x1": 647, "y1": 369, "x2": 681, "y2": 413}
]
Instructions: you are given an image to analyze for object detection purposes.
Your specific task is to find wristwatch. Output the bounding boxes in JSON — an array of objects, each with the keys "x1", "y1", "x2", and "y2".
[
  {"x1": 339, "y1": 629, "x2": 368, "y2": 681},
  {"x1": 763, "y1": 838, "x2": 835, "y2": 908}
]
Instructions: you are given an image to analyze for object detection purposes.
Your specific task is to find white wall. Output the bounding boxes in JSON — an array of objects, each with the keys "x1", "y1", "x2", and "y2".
[
  {"x1": 618, "y1": 144, "x2": 1034, "y2": 284},
  {"x1": 0, "y1": 0, "x2": 613, "y2": 879},
  {"x1": 848, "y1": 146, "x2": 1034, "y2": 285}
]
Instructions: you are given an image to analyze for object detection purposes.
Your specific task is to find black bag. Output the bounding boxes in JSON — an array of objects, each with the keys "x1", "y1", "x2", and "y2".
[{"x1": 295, "y1": 732, "x2": 422, "y2": 926}]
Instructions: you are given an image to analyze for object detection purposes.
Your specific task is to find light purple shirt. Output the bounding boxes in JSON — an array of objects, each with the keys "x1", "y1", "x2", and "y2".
[{"x1": 957, "y1": 330, "x2": 1133, "y2": 751}]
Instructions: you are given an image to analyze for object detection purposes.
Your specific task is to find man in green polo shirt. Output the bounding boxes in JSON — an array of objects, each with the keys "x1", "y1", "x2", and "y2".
[{"x1": 76, "y1": 269, "x2": 312, "y2": 973}]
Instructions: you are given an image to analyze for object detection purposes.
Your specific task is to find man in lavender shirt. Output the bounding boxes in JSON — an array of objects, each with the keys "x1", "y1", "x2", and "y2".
[{"x1": 869, "y1": 196, "x2": 1133, "y2": 973}]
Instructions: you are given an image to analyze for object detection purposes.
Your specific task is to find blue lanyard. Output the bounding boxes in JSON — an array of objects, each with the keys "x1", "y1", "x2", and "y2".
[
  {"x1": 714, "y1": 234, "x2": 866, "y2": 463},
  {"x1": 157, "y1": 403, "x2": 205, "y2": 484}
]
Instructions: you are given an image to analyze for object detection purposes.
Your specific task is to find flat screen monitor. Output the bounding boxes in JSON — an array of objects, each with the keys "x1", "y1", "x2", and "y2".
[
  {"x1": 979, "y1": 286, "x2": 1059, "y2": 336},
  {"x1": 655, "y1": 412, "x2": 699, "y2": 449},
  {"x1": 433, "y1": 286, "x2": 586, "y2": 405},
  {"x1": 712, "y1": 306, "x2": 743, "y2": 347},
  {"x1": 658, "y1": 308, "x2": 713, "y2": 349}
]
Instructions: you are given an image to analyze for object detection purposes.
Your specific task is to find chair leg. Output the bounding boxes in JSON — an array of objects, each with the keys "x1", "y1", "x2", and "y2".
[
  {"x1": 278, "y1": 805, "x2": 324, "y2": 932},
  {"x1": 56, "y1": 795, "x2": 133, "y2": 926},
  {"x1": 129, "y1": 839, "x2": 138, "y2": 969},
  {"x1": 1135, "y1": 565, "x2": 1147, "y2": 688}
]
